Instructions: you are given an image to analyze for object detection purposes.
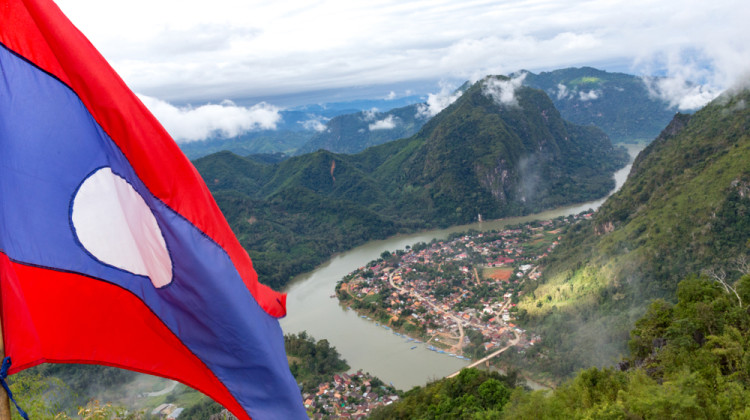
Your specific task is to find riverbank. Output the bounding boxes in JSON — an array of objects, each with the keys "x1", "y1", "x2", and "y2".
[
  {"x1": 281, "y1": 145, "x2": 642, "y2": 390},
  {"x1": 334, "y1": 216, "x2": 586, "y2": 392}
]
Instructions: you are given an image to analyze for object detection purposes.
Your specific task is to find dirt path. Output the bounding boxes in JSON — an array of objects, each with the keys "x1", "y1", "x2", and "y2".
[{"x1": 144, "y1": 380, "x2": 178, "y2": 397}]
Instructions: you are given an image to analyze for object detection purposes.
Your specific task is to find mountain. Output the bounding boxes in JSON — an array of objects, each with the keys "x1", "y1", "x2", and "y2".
[
  {"x1": 521, "y1": 67, "x2": 677, "y2": 143},
  {"x1": 510, "y1": 87, "x2": 750, "y2": 380},
  {"x1": 369, "y1": 76, "x2": 629, "y2": 225},
  {"x1": 180, "y1": 67, "x2": 671, "y2": 159},
  {"x1": 194, "y1": 75, "x2": 628, "y2": 288},
  {"x1": 294, "y1": 103, "x2": 429, "y2": 155},
  {"x1": 178, "y1": 97, "x2": 426, "y2": 159},
  {"x1": 178, "y1": 130, "x2": 313, "y2": 159}
]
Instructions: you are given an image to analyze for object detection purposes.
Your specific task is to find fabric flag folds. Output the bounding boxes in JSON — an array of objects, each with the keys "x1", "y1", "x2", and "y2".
[{"x1": 0, "y1": 0, "x2": 306, "y2": 418}]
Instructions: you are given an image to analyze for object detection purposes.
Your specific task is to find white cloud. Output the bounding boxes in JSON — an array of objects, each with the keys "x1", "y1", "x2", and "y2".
[
  {"x1": 579, "y1": 90, "x2": 601, "y2": 101},
  {"x1": 643, "y1": 52, "x2": 723, "y2": 111},
  {"x1": 56, "y1": 0, "x2": 750, "y2": 105},
  {"x1": 482, "y1": 73, "x2": 527, "y2": 107},
  {"x1": 556, "y1": 83, "x2": 571, "y2": 100},
  {"x1": 416, "y1": 82, "x2": 462, "y2": 118},
  {"x1": 137, "y1": 95, "x2": 281, "y2": 142},
  {"x1": 368, "y1": 115, "x2": 399, "y2": 131},
  {"x1": 300, "y1": 116, "x2": 329, "y2": 132},
  {"x1": 644, "y1": 75, "x2": 719, "y2": 110},
  {"x1": 385, "y1": 91, "x2": 397, "y2": 100}
]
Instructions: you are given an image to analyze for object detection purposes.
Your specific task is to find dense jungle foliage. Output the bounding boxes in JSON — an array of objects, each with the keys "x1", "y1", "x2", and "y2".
[
  {"x1": 284, "y1": 331, "x2": 350, "y2": 394},
  {"x1": 369, "y1": 368, "x2": 523, "y2": 419}
]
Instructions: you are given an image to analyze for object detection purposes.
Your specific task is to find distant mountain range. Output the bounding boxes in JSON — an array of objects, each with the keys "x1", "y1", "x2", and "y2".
[
  {"x1": 178, "y1": 96, "x2": 426, "y2": 159},
  {"x1": 179, "y1": 67, "x2": 679, "y2": 159},
  {"x1": 194, "y1": 76, "x2": 628, "y2": 288},
  {"x1": 521, "y1": 67, "x2": 677, "y2": 143},
  {"x1": 293, "y1": 103, "x2": 428, "y2": 155}
]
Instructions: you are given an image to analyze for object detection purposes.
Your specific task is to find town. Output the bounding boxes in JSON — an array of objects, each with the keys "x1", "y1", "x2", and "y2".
[
  {"x1": 336, "y1": 213, "x2": 592, "y2": 361},
  {"x1": 303, "y1": 370, "x2": 400, "y2": 418}
]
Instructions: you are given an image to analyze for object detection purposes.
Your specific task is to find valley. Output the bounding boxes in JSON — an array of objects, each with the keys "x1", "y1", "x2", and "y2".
[
  {"x1": 8, "y1": 71, "x2": 748, "y2": 419},
  {"x1": 194, "y1": 75, "x2": 630, "y2": 290},
  {"x1": 3, "y1": 0, "x2": 748, "y2": 415},
  {"x1": 280, "y1": 150, "x2": 637, "y2": 391}
]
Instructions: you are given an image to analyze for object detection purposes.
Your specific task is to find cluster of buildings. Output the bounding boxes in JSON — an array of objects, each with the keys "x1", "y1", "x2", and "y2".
[
  {"x1": 338, "y1": 217, "x2": 581, "y2": 356},
  {"x1": 151, "y1": 403, "x2": 184, "y2": 419},
  {"x1": 303, "y1": 370, "x2": 400, "y2": 418}
]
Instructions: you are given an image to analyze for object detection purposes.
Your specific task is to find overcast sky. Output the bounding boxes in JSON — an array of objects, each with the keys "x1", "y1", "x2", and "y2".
[{"x1": 55, "y1": 0, "x2": 750, "y2": 140}]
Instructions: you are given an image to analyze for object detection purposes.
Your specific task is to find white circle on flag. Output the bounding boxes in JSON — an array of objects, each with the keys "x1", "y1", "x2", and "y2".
[{"x1": 71, "y1": 167, "x2": 173, "y2": 288}]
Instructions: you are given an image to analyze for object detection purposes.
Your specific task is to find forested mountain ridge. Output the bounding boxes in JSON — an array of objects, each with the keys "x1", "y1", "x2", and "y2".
[
  {"x1": 178, "y1": 67, "x2": 676, "y2": 159},
  {"x1": 194, "y1": 75, "x2": 628, "y2": 289},
  {"x1": 509, "y1": 87, "x2": 750, "y2": 380},
  {"x1": 521, "y1": 67, "x2": 676, "y2": 143},
  {"x1": 373, "y1": 76, "x2": 628, "y2": 225}
]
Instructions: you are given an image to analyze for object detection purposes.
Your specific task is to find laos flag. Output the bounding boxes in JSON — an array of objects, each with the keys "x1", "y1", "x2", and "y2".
[{"x1": 0, "y1": 0, "x2": 306, "y2": 418}]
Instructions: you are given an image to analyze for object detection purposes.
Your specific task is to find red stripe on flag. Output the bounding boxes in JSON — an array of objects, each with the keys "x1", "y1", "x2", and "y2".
[{"x1": 0, "y1": 253, "x2": 250, "y2": 420}]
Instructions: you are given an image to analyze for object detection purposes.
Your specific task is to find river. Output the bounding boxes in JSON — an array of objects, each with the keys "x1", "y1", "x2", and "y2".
[{"x1": 280, "y1": 144, "x2": 641, "y2": 390}]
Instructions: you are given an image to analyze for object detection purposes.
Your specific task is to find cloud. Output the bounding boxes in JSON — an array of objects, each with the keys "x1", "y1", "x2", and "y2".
[
  {"x1": 635, "y1": 38, "x2": 749, "y2": 110},
  {"x1": 300, "y1": 115, "x2": 329, "y2": 132},
  {"x1": 482, "y1": 73, "x2": 527, "y2": 107},
  {"x1": 137, "y1": 95, "x2": 281, "y2": 142},
  {"x1": 57, "y1": 0, "x2": 750, "y2": 105},
  {"x1": 637, "y1": 48, "x2": 723, "y2": 110},
  {"x1": 416, "y1": 82, "x2": 463, "y2": 118},
  {"x1": 385, "y1": 91, "x2": 397, "y2": 100},
  {"x1": 368, "y1": 115, "x2": 399, "y2": 131},
  {"x1": 556, "y1": 83, "x2": 571, "y2": 100},
  {"x1": 578, "y1": 89, "x2": 601, "y2": 101},
  {"x1": 643, "y1": 75, "x2": 719, "y2": 110}
]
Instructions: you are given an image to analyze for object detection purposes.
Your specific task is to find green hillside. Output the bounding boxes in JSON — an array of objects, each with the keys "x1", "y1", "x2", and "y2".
[
  {"x1": 510, "y1": 88, "x2": 750, "y2": 380},
  {"x1": 370, "y1": 368, "x2": 522, "y2": 419},
  {"x1": 522, "y1": 67, "x2": 676, "y2": 143},
  {"x1": 194, "y1": 75, "x2": 628, "y2": 289},
  {"x1": 376, "y1": 76, "x2": 628, "y2": 226}
]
